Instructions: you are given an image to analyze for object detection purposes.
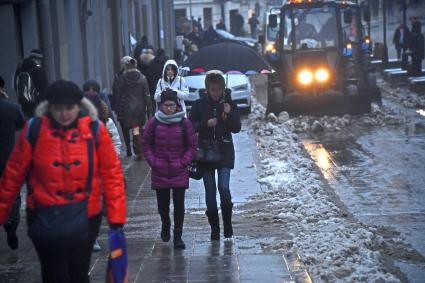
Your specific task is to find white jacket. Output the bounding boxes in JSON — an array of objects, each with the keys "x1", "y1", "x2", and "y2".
[
  {"x1": 105, "y1": 118, "x2": 122, "y2": 155},
  {"x1": 154, "y1": 59, "x2": 189, "y2": 114}
]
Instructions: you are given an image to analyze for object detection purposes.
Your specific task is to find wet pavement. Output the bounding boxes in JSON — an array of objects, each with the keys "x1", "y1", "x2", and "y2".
[
  {"x1": 0, "y1": 119, "x2": 308, "y2": 282},
  {"x1": 301, "y1": 97, "x2": 425, "y2": 282}
]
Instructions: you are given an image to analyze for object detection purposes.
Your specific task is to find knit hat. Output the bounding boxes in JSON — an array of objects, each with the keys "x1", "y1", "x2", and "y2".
[
  {"x1": 120, "y1": 56, "x2": 137, "y2": 70},
  {"x1": 45, "y1": 80, "x2": 83, "y2": 105},
  {"x1": 30, "y1": 48, "x2": 43, "y2": 60},
  {"x1": 83, "y1": 80, "x2": 101, "y2": 93},
  {"x1": 160, "y1": 89, "x2": 178, "y2": 104}
]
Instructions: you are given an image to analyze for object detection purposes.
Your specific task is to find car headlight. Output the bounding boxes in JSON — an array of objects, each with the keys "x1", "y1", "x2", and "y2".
[
  {"x1": 314, "y1": 68, "x2": 329, "y2": 83},
  {"x1": 232, "y1": 84, "x2": 248, "y2": 91},
  {"x1": 246, "y1": 41, "x2": 255, "y2": 47},
  {"x1": 297, "y1": 70, "x2": 313, "y2": 86}
]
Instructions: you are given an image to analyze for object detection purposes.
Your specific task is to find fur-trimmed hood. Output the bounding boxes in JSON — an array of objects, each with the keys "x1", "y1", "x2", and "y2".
[{"x1": 34, "y1": 97, "x2": 99, "y2": 121}]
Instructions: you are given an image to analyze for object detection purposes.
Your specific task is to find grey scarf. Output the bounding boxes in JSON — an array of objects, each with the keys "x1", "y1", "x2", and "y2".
[{"x1": 155, "y1": 110, "x2": 186, "y2": 124}]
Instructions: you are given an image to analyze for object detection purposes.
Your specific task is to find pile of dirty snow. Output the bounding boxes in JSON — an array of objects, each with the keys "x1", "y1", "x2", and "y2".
[
  {"x1": 246, "y1": 102, "x2": 400, "y2": 282},
  {"x1": 264, "y1": 102, "x2": 402, "y2": 134},
  {"x1": 381, "y1": 82, "x2": 425, "y2": 108}
]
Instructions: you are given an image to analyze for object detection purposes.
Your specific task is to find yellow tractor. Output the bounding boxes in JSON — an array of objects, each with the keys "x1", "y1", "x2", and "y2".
[{"x1": 263, "y1": 0, "x2": 381, "y2": 116}]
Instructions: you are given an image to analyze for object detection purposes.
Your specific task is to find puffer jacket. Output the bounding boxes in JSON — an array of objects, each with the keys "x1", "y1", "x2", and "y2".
[
  {"x1": 189, "y1": 89, "x2": 241, "y2": 169},
  {"x1": 112, "y1": 69, "x2": 153, "y2": 128},
  {"x1": 0, "y1": 98, "x2": 126, "y2": 225},
  {"x1": 142, "y1": 117, "x2": 197, "y2": 189}
]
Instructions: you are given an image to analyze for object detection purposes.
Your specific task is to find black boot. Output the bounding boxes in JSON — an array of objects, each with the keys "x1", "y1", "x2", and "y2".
[
  {"x1": 4, "y1": 221, "x2": 18, "y2": 250},
  {"x1": 160, "y1": 215, "x2": 171, "y2": 242},
  {"x1": 161, "y1": 221, "x2": 170, "y2": 242},
  {"x1": 173, "y1": 202, "x2": 185, "y2": 249},
  {"x1": 206, "y1": 209, "x2": 220, "y2": 240},
  {"x1": 173, "y1": 228, "x2": 185, "y2": 249},
  {"x1": 221, "y1": 203, "x2": 233, "y2": 238}
]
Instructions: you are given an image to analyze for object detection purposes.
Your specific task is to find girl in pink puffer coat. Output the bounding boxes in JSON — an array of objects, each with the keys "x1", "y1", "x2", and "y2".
[{"x1": 142, "y1": 90, "x2": 197, "y2": 249}]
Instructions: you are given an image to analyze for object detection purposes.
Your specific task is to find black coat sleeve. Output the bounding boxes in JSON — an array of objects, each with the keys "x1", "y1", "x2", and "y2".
[{"x1": 189, "y1": 100, "x2": 208, "y2": 132}]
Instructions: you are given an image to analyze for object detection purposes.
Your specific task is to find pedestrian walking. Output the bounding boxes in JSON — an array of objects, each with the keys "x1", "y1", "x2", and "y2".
[
  {"x1": 83, "y1": 79, "x2": 116, "y2": 124},
  {"x1": 408, "y1": 17, "x2": 424, "y2": 76},
  {"x1": 0, "y1": 80, "x2": 127, "y2": 283},
  {"x1": 248, "y1": 13, "x2": 260, "y2": 39},
  {"x1": 142, "y1": 90, "x2": 197, "y2": 249},
  {"x1": 154, "y1": 59, "x2": 189, "y2": 115},
  {"x1": 186, "y1": 25, "x2": 204, "y2": 50},
  {"x1": 14, "y1": 48, "x2": 49, "y2": 118},
  {"x1": 216, "y1": 18, "x2": 227, "y2": 31},
  {"x1": 393, "y1": 23, "x2": 410, "y2": 59},
  {"x1": 0, "y1": 75, "x2": 25, "y2": 250},
  {"x1": 148, "y1": 48, "x2": 170, "y2": 112},
  {"x1": 189, "y1": 73, "x2": 241, "y2": 240},
  {"x1": 133, "y1": 35, "x2": 155, "y2": 63},
  {"x1": 84, "y1": 83, "x2": 121, "y2": 155},
  {"x1": 112, "y1": 56, "x2": 153, "y2": 158}
]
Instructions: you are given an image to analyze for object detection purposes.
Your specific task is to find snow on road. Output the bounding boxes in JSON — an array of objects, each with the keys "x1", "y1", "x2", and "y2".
[{"x1": 245, "y1": 100, "x2": 407, "y2": 282}]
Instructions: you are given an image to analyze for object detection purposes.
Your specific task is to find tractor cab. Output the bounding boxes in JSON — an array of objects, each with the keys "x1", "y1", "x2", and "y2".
[{"x1": 264, "y1": 0, "x2": 380, "y2": 116}]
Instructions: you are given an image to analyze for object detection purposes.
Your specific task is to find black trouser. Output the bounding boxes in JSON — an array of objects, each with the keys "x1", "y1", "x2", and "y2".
[
  {"x1": 31, "y1": 214, "x2": 102, "y2": 283},
  {"x1": 120, "y1": 122, "x2": 132, "y2": 154},
  {"x1": 155, "y1": 188, "x2": 186, "y2": 238},
  {"x1": 410, "y1": 55, "x2": 423, "y2": 77}
]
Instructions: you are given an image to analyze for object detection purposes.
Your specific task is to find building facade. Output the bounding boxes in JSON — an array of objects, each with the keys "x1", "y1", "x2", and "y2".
[
  {"x1": 173, "y1": 0, "x2": 267, "y2": 36},
  {"x1": 0, "y1": 0, "x2": 175, "y2": 99}
]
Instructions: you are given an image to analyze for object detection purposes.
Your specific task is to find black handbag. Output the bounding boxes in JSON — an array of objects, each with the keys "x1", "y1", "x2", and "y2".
[
  {"x1": 188, "y1": 160, "x2": 204, "y2": 180},
  {"x1": 196, "y1": 139, "x2": 221, "y2": 162},
  {"x1": 27, "y1": 139, "x2": 95, "y2": 250}
]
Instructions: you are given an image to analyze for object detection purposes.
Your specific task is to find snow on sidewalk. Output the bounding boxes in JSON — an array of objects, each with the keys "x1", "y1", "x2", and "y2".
[{"x1": 245, "y1": 101, "x2": 401, "y2": 282}]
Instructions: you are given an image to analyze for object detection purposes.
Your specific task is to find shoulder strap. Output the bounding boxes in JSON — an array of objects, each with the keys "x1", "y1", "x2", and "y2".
[
  {"x1": 26, "y1": 117, "x2": 42, "y2": 149},
  {"x1": 89, "y1": 120, "x2": 100, "y2": 147},
  {"x1": 85, "y1": 120, "x2": 100, "y2": 196}
]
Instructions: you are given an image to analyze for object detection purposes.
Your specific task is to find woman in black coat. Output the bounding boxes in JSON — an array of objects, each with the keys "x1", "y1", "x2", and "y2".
[{"x1": 189, "y1": 73, "x2": 241, "y2": 240}]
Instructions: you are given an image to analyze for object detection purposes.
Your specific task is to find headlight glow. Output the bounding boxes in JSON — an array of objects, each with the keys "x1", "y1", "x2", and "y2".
[
  {"x1": 265, "y1": 43, "x2": 276, "y2": 53},
  {"x1": 298, "y1": 70, "x2": 313, "y2": 85},
  {"x1": 315, "y1": 68, "x2": 329, "y2": 82}
]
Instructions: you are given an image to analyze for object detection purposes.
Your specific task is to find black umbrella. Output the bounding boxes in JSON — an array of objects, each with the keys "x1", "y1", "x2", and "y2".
[{"x1": 182, "y1": 42, "x2": 272, "y2": 75}]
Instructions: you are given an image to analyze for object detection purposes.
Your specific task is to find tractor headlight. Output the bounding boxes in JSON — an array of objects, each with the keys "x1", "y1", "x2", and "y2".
[
  {"x1": 298, "y1": 69, "x2": 313, "y2": 85},
  {"x1": 265, "y1": 43, "x2": 276, "y2": 53},
  {"x1": 314, "y1": 68, "x2": 329, "y2": 83}
]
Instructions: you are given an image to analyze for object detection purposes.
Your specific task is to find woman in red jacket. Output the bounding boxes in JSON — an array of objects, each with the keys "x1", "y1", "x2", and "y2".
[
  {"x1": 0, "y1": 80, "x2": 126, "y2": 283},
  {"x1": 142, "y1": 90, "x2": 197, "y2": 249}
]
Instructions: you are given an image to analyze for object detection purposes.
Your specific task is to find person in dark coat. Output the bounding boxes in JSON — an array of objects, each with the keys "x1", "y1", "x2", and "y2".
[
  {"x1": 83, "y1": 80, "x2": 116, "y2": 124},
  {"x1": 0, "y1": 76, "x2": 25, "y2": 250},
  {"x1": 216, "y1": 18, "x2": 226, "y2": 31},
  {"x1": 142, "y1": 90, "x2": 197, "y2": 249},
  {"x1": 186, "y1": 25, "x2": 204, "y2": 50},
  {"x1": 189, "y1": 72, "x2": 241, "y2": 240},
  {"x1": 112, "y1": 56, "x2": 153, "y2": 157},
  {"x1": 147, "y1": 48, "x2": 169, "y2": 112},
  {"x1": 248, "y1": 13, "x2": 260, "y2": 39},
  {"x1": 393, "y1": 23, "x2": 410, "y2": 59},
  {"x1": 133, "y1": 35, "x2": 155, "y2": 62},
  {"x1": 408, "y1": 18, "x2": 424, "y2": 76},
  {"x1": 14, "y1": 48, "x2": 49, "y2": 118},
  {"x1": 203, "y1": 26, "x2": 220, "y2": 46}
]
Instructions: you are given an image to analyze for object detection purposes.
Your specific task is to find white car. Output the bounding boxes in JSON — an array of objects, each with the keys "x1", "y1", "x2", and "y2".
[{"x1": 184, "y1": 74, "x2": 252, "y2": 112}]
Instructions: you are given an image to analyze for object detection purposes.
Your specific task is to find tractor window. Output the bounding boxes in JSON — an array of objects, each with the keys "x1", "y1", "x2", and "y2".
[
  {"x1": 284, "y1": 7, "x2": 337, "y2": 50},
  {"x1": 341, "y1": 8, "x2": 360, "y2": 43}
]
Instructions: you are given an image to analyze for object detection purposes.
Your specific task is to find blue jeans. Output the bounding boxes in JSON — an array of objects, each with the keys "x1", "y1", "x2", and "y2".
[{"x1": 202, "y1": 167, "x2": 232, "y2": 211}]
